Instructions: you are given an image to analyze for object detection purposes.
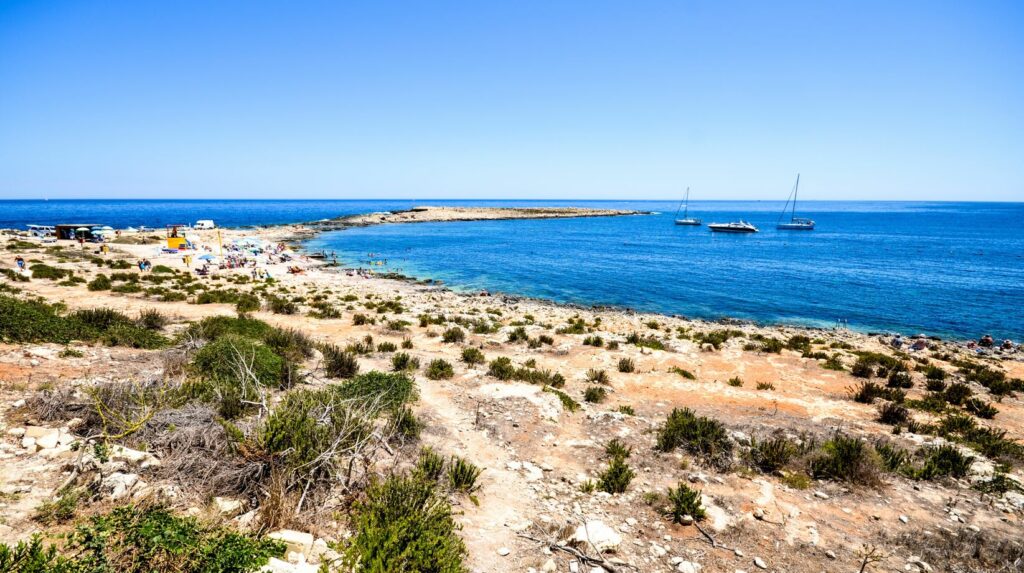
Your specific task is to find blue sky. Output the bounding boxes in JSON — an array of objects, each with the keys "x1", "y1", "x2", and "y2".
[{"x1": 1, "y1": 1, "x2": 1021, "y2": 200}]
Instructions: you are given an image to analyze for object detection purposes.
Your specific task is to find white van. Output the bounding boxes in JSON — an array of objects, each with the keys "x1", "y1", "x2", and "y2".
[{"x1": 195, "y1": 220, "x2": 216, "y2": 230}]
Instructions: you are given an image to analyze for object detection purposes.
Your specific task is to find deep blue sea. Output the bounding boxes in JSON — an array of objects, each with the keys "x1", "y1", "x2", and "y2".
[{"x1": 3, "y1": 200, "x2": 1023, "y2": 340}]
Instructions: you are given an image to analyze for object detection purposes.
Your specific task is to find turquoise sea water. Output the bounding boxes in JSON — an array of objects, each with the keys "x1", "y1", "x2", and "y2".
[{"x1": 3, "y1": 200, "x2": 1022, "y2": 340}]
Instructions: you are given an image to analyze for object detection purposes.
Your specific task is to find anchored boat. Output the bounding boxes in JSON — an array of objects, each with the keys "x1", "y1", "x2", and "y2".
[
  {"x1": 777, "y1": 174, "x2": 815, "y2": 230},
  {"x1": 673, "y1": 187, "x2": 702, "y2": 226},
  {"x1": 708, "y1": 221, "x2": 759, "y2": 233}
]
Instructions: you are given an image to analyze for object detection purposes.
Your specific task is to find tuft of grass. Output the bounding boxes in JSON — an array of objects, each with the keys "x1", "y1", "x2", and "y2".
[
  {"x1": 32, "y1": 488, "x2": 83, "y2": 525},
  {"x1": 877, "y1": 401, "x2": 910, "y2": 425},
  {"x1": 616, "y1": 405, "x2": 635, "y2": 416},
  {"x1": 727, "y1": 376, "x2": 743, "y2": 387},
  {"x1": 544, "y1": 386, "x2": 580, "y2": 412},
  {"x1": 487, "y1": 356, "x2": 516, "y2": 380}
]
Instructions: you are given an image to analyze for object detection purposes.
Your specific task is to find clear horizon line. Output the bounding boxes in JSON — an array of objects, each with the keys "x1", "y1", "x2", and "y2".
[{"x1": 2, "y1": 197, "x2": 1022, "y2": 204}]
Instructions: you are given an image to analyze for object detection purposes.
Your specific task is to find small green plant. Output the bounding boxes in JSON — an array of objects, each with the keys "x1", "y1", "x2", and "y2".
[
  {"x1": 655, "y1": 408, "x2": 734, "y2": 469},
  {"x1": 605, "y1": 438, "x2": 631, "y2": 459},
  {"x1": 616, "y1": 405, "x2": 635, "y2": 415},
  {"x1": 448, "y1": 456, "x2": 482, "y2": 493},
  {"x1": 749, "y1": 436, "x2": 797, "y2": 473},
  {"x1": 441, "y1": 327, "x2": 466, "y2": 344},
  {"x1": 756, "y1": 381, "x2": 775, "y2": 391},
  {"x1": 87, "y1": 274, "x2": 112, "y2": 291},
  {"x1": 461, "y1": 346, "x2": 485, "y2": 365},
  {"x1": 727, "y1": 376, "x2": 743, "y2": 387},
  {"x1": 617, "y1": 357, "x2": 635, "y2": 373},
  {"x1": 597, "y1": 456, "x2": 635, "y2": 494},
  {"x1": 544, "y1": 386, "x2": 580, "y2": 412},
  {"x1": 877, "y1": 401, "x2": 910, "y2": 425},
  {"x1": 391, "y1": 352, "x2": 420, "y2": 372},
  {"x1": 586, "y1": 368, "x2": 610, "y2": 384},
  {"x1": 664, "y1": 482, "x2": 706, "y2": 523},
  {"x1": 391, "y1": 406, "x2": 423, "y2": 441},
  {"x1": 584, "y1": 386, "x2": 607, "y2": 403},
  {"x1": 578, "y1": 480, "x2": 596, "y2": 493},
  {"x1": 426, "y1": 359, "x2": 454, "y2": 380},
  {"x1": 343, "y1": 474, "x2": 466, "y2": 572},
  {"x1": 810, "y1": 432, "x2": 880, "y2": 484},
  {"x1": 32, "y1": 487, "x2": 82, "y2": 525},
  {"x1": 670, "y1": 366, "x2": 696, "y2": 380},
  {"x1": 377, "y1": 341, "x2": 398, "y2": 353},
  {"x1": 416, "y1": 447, "x2": 446, "y2": 481},
  {"x1": 487, "y1": 356, "x2": 516, "y2": 380},
  {"x1": 322, "y1": 344, "x2": 360, "y2": 379}
]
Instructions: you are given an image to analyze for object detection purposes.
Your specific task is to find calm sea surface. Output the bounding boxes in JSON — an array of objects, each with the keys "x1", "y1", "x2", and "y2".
[{"x1": 3, "y1": 200, "x2": 1023, "y2": 340}]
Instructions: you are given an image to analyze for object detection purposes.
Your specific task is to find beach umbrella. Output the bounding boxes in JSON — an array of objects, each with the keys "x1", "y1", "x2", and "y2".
[
  {"x1": 198, "y1": 254, "x2": 216, "y2": 261},
  {"x1": 76, "y1": 227, "x2": 90, "y2": 232}
]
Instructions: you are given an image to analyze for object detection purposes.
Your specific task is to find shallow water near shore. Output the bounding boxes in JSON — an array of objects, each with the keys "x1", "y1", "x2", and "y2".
[
  {"x1": 305, "y1": 201, "x2": 1024, "y2": 340},
  {"x1": 4, "y1": 199, "x2": 1022, "y2": 339}
]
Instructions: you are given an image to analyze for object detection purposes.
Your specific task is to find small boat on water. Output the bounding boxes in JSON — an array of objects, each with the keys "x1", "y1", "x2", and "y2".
[
  {"x1": 708, "y1": 221, "x2": 759, "y2": 233},
  {"x1": 673, "y1": 187, "x2": 702, "y2": 226},
  {"x1": 777, "y1": 174, "x2": 815, "y2": 230}
]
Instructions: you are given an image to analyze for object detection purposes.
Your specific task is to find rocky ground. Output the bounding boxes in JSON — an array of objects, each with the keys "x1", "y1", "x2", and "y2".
[{"x1": 1, "y1": 225, "x2": 1022, "y2": 573}]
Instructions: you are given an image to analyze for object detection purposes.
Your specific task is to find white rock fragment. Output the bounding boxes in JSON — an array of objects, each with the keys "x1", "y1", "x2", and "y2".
[{"x1": 569, "y1": 521, "x2": 622, "y2": 553}]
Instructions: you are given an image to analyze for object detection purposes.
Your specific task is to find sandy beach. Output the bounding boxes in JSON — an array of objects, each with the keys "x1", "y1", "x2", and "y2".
[{"x1": 1, "y1": 209, "x2": 1022, "y2": 573}]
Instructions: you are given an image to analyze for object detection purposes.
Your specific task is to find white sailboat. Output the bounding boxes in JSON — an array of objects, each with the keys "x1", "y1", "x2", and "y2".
[
  {"x1": 673, "y1": 187, "x2": 702, "y2": 226},
  {"x1": 777, "y1": 174, "x2": 815, "y2": 230}
]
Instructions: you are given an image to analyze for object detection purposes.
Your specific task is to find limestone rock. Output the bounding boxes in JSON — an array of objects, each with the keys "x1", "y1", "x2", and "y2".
[
  {"x1": 569, "y1": 521, "x2": 622, "y2": 553},
  {"x1": 268, "y1": 529, "x2": 315, "y2": 558}
]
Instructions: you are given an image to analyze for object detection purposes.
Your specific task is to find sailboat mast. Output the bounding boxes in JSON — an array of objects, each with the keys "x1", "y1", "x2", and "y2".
[
  {"x1": 683, "y1": 187, "x2": 690, "y2": 219},
  {"x1": 791, "y1": 174, "x2": 800, "y2": 221}
]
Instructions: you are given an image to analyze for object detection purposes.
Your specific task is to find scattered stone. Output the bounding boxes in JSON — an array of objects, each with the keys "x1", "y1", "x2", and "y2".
[
  {"x1": 497, "y1": 547, "x2": 510, "y2": 556},
  {"x1": 676, "y1": 560, "x2": 702, "y2": 573},
  {"x1": 825, "y1": 550, "x2": 837, "y2": 559},
  {"x1": 899, "y1": 515, "x2": 909, "y2": 524},
  {"x1": 541, "y1": 558, "x2": 557, "y2": 572},
  {"x1": 212, "y1": 497, "x2": 244, "y2": 517},
  {"x1": 569, "y1": 521, "x2": 622, "y2": 553},
  {"x1": 813, "y1": 491, "x2": 829, "y2": 500},
  {"x1": 268, "y1": 529, "x2": 315, "y2": 558},
  {"x1": 753, "y1": 556, "x2": 767, "y2": 569}
]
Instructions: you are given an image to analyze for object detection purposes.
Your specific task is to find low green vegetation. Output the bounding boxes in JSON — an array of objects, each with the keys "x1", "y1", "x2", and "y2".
[
  {"x1": 655, "y1": 408, "x2": 733, "y2": 469},
  {"x1": 665, "y1": 482, "x2": 706, "y2": 523},
  {"x1": 0, "y1": 295, "x2": 167, "y2": 348},
  {"x1": 0, "y1": 505, "x2": 284, "y2": 573}
]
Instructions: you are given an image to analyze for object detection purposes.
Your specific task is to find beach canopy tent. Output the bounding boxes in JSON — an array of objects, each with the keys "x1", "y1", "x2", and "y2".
[
  {"x1": 197, "y1": 254, "x2": 216, "y2": 261},
  {"x1": 55, "y1": 224, "x2": 102, "y2": 240}
]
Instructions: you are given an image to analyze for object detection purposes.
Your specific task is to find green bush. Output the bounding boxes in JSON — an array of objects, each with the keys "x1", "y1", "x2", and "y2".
[
  {"x1": 507, "y1": 326, "x2": 529, "y2": 343},
  {"x1": 617, "y1": 357, "x2": 635, "y2": 373},
  {"x1": 391, "y1": 407, "x2": 422, "y2": 441},
  {"x1": 597, "y1": 456, "x2": 634, "y2": 494},
  {"x1": 944, "y1": 382, "x2": 973, "y2": 406},
  {"x1": 487, "y1": 357, "x2": 516, "y2": 380},
  {"x1": 259, "y1": 385, "x2": 374, "y2": 483},
  {"x1": 448, "y1": 456, "x2": 482, "y2": 493},
  {"x1": 810, "y1": 432, "x2": 879, "y2": 483},
  {"x1": 586, "y1": 368, "x2": 609, "y2": 384},
  {"x1": 670, "y1": 366, "x2": 696, "y2": 380},
  {"x1": 441, "y1": 327, "x2": 465, "y2": 344},
  {"x1": 264, "y1": 327, "x2": 315, "y2": 361},
  {"x1": 264, "y1": 294, "x2": 297, "y2": 315},
  {"x1": 604, "y1": 438, "x2": 631, "y2": 459},
  {"x1": 377, "y1": 341, "x2": 397, "y2": 353},
  {"x1": 749, "y1": 436, "x2": 797, "y2": 473},
  {"x1": 1, "y1": 505, "x2": 283, "y2": 573},
  {"x1": 584, "y1": 386, "x2": 607, "y2": 403},
  {"x1": 32, "y1": 487, "x2": 83, "y2": 525},
  {"x1": 235, "y1": 294, "x2": 261, "y2": 313},
  {"x1": 544, "y1": 386, "x2": 580, "y2": 412},
  {"x1": 338, "y1": 371, "x2": 417, "y2": 413},
  {"x1": 87, "y1": 274, "x2": 112, "y2": 291},
  {"x1": 665, "y1": 482, "x2": 706, "y2": 523},
  {"x1": 343, "y1": 474, "x2": 467, "y2": 573},
  {"x1": 425, "y1": 359, "x2": 454, "y2": 380},
  {"x1": 30, "y1": 264, "x2": 71, "y2": 280},
  {"x1": 911, "y1": 445, "x2": 974, "y2": 480},
  {"x1": 193, "y1": 334, "x2": 285, "y2": 388},
  {"x1": 656, "y1": 408, "x2": 733, "y2": 468},
  {"x1": 392, "y1": 352, "x2": 420, "y2": 372},
  {"x1": 416, "y1": 447, "x2": 445, "y2": 481},
  {"x1": 181, "y1": 315, "x2": 272, "y2": 342},
  {"x1": 137, "y1": 308, "x2": 169, "y2": 330},
  {"x1": 322, "y1": 344, "x2": 360, "y2": 379},
  {"x1": 461, "y1": 347, "x2": 485, "y2": 365},
  {"x1": 878, "y1": 402, "x2": 910, "y2": 425},
  {"x1": 964, "y1": 398, "x2": 998, "y2": 419}
]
